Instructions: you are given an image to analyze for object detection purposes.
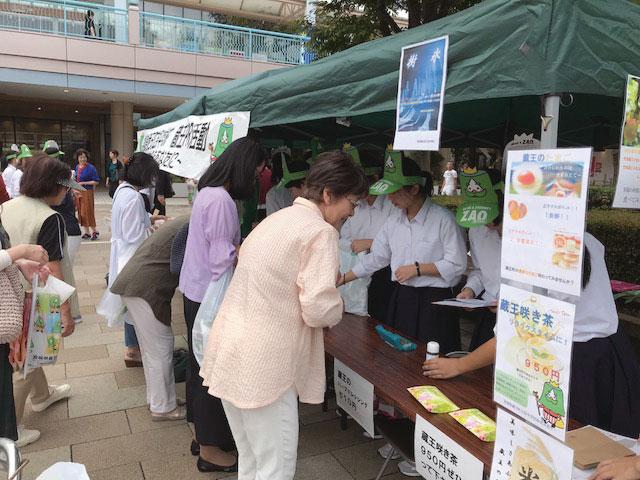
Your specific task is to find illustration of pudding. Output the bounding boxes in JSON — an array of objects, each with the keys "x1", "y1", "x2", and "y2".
[
  {"x1": 508, "y1": 200, "x2": 528, "y2": 220},
  {"x1": 513, "y1": 165, "x2": 543, "y2": 195}
]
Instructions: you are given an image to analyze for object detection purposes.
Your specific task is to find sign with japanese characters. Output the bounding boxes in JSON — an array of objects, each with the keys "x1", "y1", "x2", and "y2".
[
  {"x1": 415, "y1": 414, "x2": 484, "y2": 480},
  {"x1": 494, "y1": 284, "x2": 575, "y2": 441},
  {"x1": 393, "y1": 36, "x2": 448, "y2": 151},
  {"x1": 613, "y1": 74, "x2": 640, "y2": 209},
  {"x1": 334, "y1": 360, "x2": 375, "y2": 437},
  {"x1": 501, "y1": 148, "x2": 591, "y2": 296},
  {"x1": 137, "y1": 112, "x2": 250, "y2": 179},
  {"x1": 490, "y1": 408, "x2": 574, "y2": 480}
]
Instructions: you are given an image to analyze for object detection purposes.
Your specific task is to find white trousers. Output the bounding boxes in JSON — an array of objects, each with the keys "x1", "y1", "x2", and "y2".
[
  {"x1": 122, "y1": 297, "x2": 176, "y2": 414},
  {"x1": 66, "y1": 235, "x2": 82, "y2": 264},
  {"x1": 222, "y1": 387, "x2": 299, "y2": 480}
]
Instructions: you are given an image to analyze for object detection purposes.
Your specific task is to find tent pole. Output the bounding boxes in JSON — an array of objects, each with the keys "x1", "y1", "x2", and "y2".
[{"x1": 540, "y1": 94, "x2": 560, "y2": 148}]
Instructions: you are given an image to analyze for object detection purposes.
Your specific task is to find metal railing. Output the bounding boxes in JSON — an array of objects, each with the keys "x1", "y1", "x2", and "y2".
[
  {"x1": 0, "y1": 0, "x2": 128, "y2": 42},
  {"x1": 139, "y1": 11, "x2": 308, "y2": 65}
]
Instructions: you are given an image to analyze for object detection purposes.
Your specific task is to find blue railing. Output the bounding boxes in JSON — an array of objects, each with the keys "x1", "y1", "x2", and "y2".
[
  {"x1": 139, "y1": 12, "x2": 308, "y2": 65},
  {"x1": 0, "y1": 0, "x2": 128, "y2": 42}
]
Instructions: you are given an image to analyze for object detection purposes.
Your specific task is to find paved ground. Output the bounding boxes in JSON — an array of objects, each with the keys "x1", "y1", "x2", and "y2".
[{"x1": 7, "y1": 191, "x2": 474, "y2": 480}]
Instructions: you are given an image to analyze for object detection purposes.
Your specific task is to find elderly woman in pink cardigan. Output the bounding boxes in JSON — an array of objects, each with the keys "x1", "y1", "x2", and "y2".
[{"x1": 200, "y1": 151, "x2": 367, "y2": 479}]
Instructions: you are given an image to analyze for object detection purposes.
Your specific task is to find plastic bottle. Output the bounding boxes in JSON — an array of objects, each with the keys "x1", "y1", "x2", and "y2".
[{"x1": 426, "y1": 341, "x2": 440, "y2": 361}]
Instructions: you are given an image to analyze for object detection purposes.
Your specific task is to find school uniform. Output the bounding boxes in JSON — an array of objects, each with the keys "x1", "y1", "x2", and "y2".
[
  {"x1": 552, "y1": 234, "x2": 640, "y2": 438},
  {"x1": 352, "y1": 198, "x2": 467, "y2": 353},
  {"x1": 464, "y1": 226, "x2": 501, "y2": 350},
  {"x1": 265, "y1": 184, "x2": 293, "y2": 216},
  {"x1": 339, "y1": 195, "x2": 398, "y2": 317}
]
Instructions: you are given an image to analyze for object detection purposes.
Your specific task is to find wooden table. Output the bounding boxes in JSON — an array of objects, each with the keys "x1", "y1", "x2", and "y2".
[{"x1": 325, "y1": 314, "x2": 498, "y2": 472}]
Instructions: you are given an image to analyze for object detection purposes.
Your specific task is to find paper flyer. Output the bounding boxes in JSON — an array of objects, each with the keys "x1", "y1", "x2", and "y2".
[
  {"x1": 613, "y1": 74, "x2": 640, "y2": 209},
  {"x1": 493, "y1": 284, "x2": 575, "y2": 441},
  {"x1": 137, "y1": 112, "x2": 251, "y2": 179},
  {"x1": 490, "y1": 408, "x2": 574, "y2": 480},
  {"x1": 393, "y1": 36, "x2": 448, "y2": 151},
  {"x1": 501, "y1": 148, "x2": 591, "y2": 296}
]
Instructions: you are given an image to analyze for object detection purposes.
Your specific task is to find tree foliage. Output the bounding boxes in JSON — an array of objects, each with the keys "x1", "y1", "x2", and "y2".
[{"x1": 307, "y1": 0, "x2": 482, "y2": 57}]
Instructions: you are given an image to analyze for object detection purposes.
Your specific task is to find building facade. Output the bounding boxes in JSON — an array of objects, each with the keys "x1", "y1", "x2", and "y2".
[{"x1": 0, "y1": 0, "x2": 307, "y2": 174}]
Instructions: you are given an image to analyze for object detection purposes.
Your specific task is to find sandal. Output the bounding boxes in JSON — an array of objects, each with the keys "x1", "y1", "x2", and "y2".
[
  {"x1": 81, "y1": 234, "x2": 91, "y2": 239},
  {"x1": 91, "y1": 232, "x2": 99, "y2": 241}
]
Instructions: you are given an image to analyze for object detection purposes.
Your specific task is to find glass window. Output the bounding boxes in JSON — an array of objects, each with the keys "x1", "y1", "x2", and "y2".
[
  {"x1": 163, "y1": 5, "x2": 182, "y2": 18},
  {"x1": 183, "y1": 8, "x2": 202, "y2": 20},
  {"x1": 143, "y1": 1, "x2": 163, "y2": 14},
  {"x1": 0, "y1": 118, "x2": 15, "y2": 150},
  {"x1": 15, "y1": 118, "x2": 61, "y2": 152},
  {"x1": 61, "y1": 122, "x2": 92, "y2": 165}
]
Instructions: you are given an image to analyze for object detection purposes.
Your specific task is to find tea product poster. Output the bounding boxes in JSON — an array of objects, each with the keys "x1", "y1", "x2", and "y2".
[
  {"x1": 393, "y1": 36, "x2": 448, "y2": 151},
  {"x1": 613, "y1": 74, "x2": 640, "y2": 209},
  {"x1": 490, "y1": 408, "x2": 574, "y2": 480},
  {"x1": 501, "y1": 148, "x2": 591, "y2": 296},
  {"x1": 494, "y1": 284, "x2": 575, "y2": 441},
  {"x1": 137, "y1": 112, "x2": 250, "y2": 179}
]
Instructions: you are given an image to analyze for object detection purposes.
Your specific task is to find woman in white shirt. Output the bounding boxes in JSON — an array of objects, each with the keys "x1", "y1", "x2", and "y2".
[
  {"x1": 265, "y1": 151, "x2": 308, "y2": 216},
  {"x1": 424, "y1": 228, "x2": 640, "y2": 437},
  {"x1": 341, "y1": 153, "x2": 467, "y2": 353}
]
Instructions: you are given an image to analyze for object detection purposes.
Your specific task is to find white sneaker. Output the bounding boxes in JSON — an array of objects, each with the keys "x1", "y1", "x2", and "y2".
[
  {"x1": 378, "y1": 443, "x2": 401, "y2": 460},
  {"x1": 16, "y1": 425, "x2": 40, "y2": 448},
  {"x1": 363, "y1": 430, "x2": 383, "y2": 439},
  {"x1": 398, "y1": 460, "x2": 420, "y2": 477},
  {"x1": 31, "y1": 384, "x2": 71, "y2": 412}
]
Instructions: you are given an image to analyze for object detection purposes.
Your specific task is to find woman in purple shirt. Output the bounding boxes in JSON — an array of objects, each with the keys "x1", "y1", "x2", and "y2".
[{"x1": 179, "y1": 136, "x2": 266, "y2": 473}]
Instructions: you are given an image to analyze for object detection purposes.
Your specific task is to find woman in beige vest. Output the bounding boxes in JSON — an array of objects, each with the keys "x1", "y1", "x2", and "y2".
[{"x1": 0, "y1": 153, "x2": 85, "y2": 447}]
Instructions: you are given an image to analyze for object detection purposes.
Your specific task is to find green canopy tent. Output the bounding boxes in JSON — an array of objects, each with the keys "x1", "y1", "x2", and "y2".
[{"x1": 139, "y1": 0, "x2": 640, "y2": 150}]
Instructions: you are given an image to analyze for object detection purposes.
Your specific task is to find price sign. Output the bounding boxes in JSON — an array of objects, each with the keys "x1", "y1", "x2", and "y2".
[
  {"x1": 334, "y1": 359, "x2": 374, "y2": 437},
  {"x1": 414, "y1": 414, "x2": 484, "y2": 480}
]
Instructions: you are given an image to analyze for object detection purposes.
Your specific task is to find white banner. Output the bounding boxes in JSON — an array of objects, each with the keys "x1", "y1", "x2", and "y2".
[
  {"x1": 414, "y1": 414, "x2": 484, "y2": 480},
  {"x1": 613, "y1": 74, "x2": 640, "y2": 209},
  {"x1": 494, "y1": 284, "x2": 575, "y2": 441},
  {"x1": 334, "y1": 359, "x2": 375, "y2": 437},
  {"x1": 393, "y1": 36, "x2": 448, "y2": 151},
  {"x1": 137, "y1": 112, "x2": 250, "y2": 179},
  {"x1": 501, "y1": 148, "x2": 591, "y2": 296},
  {"x1": 490, "y1": 408, "x2": 574, "y2": 480}
]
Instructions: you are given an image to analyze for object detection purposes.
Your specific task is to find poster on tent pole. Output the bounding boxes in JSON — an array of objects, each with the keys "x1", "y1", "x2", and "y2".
[
  {"x1": 493, "y1": 284, "x2": 575, "y2": 441},
  {"x1": 489, "y1": 408, "x2": 574, "y2": 480},
  {"x1": 137, "y1": 112, "x2": 250, "y2": 179},
  {"x1": 613, "y1": 74, "x2": 640, "y2": 209},
  {"x1": 500, "y1": 148, "x2": 591, "y2": 297},
  {"x1": 393, "y1": 35, "x2": 448, "y2": 151}
]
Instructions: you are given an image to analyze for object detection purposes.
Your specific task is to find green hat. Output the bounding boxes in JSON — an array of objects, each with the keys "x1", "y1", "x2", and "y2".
[
  {"x1": 16, "y1": 144, "x2": 33, "y2": 160},
  {"x1": 456, "y1": 170, "x2": 501, "y2": 228},
  {"x1": 278, "y1": 153, "x2": 308, "y2": 188},
  {"x1": 42, "y1": 139, "x2": 64, "y2": 157},
  {"x1": 369, "y1": 147, "x2": 424, "y2": 195},
  {"x1": 6, "y1": 144, "x2": 19, "y2": 161}
]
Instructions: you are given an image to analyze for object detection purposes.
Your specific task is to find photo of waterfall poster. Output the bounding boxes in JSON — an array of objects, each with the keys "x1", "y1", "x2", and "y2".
[{"x1": 393, "y1": 36, "x2": 448, "y2": 151}]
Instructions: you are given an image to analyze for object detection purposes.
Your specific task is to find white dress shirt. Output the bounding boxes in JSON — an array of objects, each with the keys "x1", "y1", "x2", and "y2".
[
  {"x1": 549, "y1": 233, "x2": 618, "y2": 343},
  {"x1": 339, "y1": 195, "x2": 399, "y2": 252},
  {"x1": 352, "y1": 199, "x2": 467, "y2": 288},
  {"x1": 2, "y1": 164, "x2": 16, "y2": 197},
  {"x1": 464, "y1": 226, "x2": 502, "y2": 301},
  {"x1": 265, "y1": 185, "x2": 293, "y2": 216},
  {"x1": 9, "y1": 169, "x2": 22, "y2": 198}
]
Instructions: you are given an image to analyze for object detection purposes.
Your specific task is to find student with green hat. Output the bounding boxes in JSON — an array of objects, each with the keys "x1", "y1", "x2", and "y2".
[
  {"x1": 340, "y1": 150, "x2": 467, "y2": 354},
  {"x1": 454, "y1": 168, "x2": 503, "y2": 350},
  {"x1": 265, "y1": 149, "x2": 308, "y2": 216},
  {"x1": 339, "y1": 145, "x2": 398, "y2": 318},
  {"x1": 7, "y1": 145, "x2": 33, "y2": 199},
  {"x1": 2, "y1": 144, "x2": 20, "y2": 197}
]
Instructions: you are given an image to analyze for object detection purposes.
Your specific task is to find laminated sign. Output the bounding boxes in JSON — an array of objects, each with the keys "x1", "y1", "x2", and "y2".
[
  {"x1": 613, "y1": 74, "x2": 640, "y2": 209},
  {"x1": 334, "y1": 360, "x2": 374, "y2": 437},
  {"x1": 137, "y1": 112, "x2": 250, "y2": 179}
]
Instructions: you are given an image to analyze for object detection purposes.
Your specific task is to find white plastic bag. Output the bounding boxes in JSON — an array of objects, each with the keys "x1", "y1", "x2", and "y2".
[
  {"x1": 24, "y1": 275, "x2": 75, "y2": 377},
  {"x1": 192, "y1": 268, "x2": 233, "y2": 366},
  {"x1": 338, "y1": 250, "x2": 371, "y2": 316},
  {"x1": 36, "y1": 462, "x2": 90, "y2": 480},
  {"x1": 96, "y1": 290, "x2": 127, "y2": 328}
]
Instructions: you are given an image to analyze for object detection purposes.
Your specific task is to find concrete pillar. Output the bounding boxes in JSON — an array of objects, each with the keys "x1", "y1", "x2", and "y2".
[
  {"x1": 128, "y1": 6, "x2": 140, "y2": 46},
  {"x1": 110, "y1": 102, "x2": 134, "y2": 158}
]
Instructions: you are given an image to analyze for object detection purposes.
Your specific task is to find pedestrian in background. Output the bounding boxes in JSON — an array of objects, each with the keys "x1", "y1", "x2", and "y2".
[
  {"x1": 74, "y1": 149, "x2": 100, "y2": 241},
  {"x1": 106, "y1": 149, "x2": 123, "y2": 198}
]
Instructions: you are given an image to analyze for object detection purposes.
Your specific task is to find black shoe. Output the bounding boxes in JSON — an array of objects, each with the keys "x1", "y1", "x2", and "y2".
[
  {"x1": 197, "y1": 456, "x2": 238, "y2": 473},
  {"x1": 190, "y1": 440, "x2": 199, "y2": 457}
]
